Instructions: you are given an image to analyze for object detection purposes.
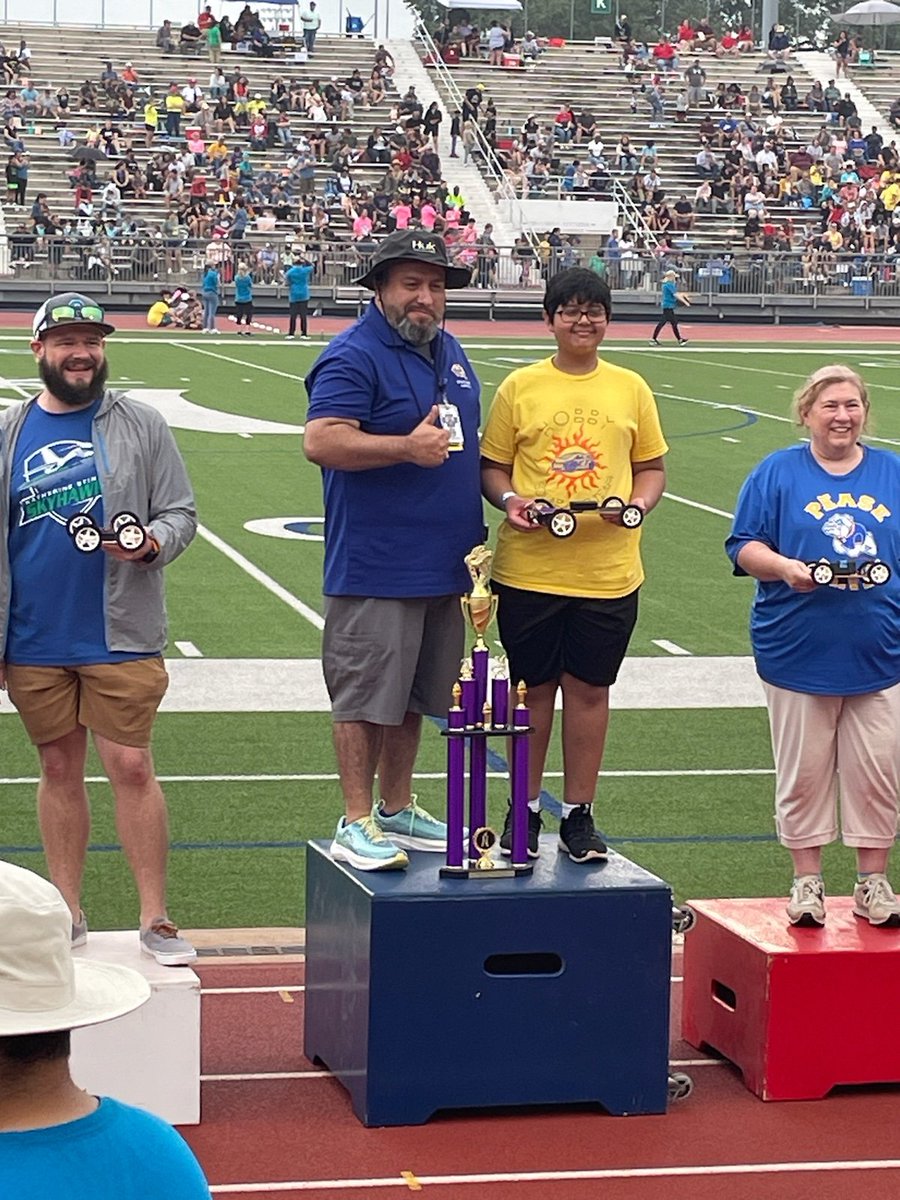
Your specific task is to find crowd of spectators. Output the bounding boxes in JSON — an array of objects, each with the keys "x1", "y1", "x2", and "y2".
[{"x1": 3, "y1": 33, "x2": 497, "y2": 289}]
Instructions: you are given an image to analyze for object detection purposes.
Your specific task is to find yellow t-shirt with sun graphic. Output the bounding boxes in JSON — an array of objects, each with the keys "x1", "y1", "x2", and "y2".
[{"x1": 481, "y1": 356, "x2": 668, "y2": 599}]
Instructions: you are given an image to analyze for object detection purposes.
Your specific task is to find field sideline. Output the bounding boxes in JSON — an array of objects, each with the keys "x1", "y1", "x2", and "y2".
[{"x1": 1, "y1": 328, "x2": 896, "y2": 927}]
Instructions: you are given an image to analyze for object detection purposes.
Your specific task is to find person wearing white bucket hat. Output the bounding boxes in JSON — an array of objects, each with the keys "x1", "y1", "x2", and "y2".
[{"x1": 0, "y1": 860, "x2": 211, "y2": 1198}]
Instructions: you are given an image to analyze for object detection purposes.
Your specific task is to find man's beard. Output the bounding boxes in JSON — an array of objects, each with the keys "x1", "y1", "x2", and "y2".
[
  {"x1": 381, "y1": 300, "x2": 440, "y2": 346},
  {"x1": 39, "y1": 357, "x2": 108, "y2": 408}
]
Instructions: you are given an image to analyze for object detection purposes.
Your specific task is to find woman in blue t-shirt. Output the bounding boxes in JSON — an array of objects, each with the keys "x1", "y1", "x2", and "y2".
[
  {"x1": 726, "y1": 364, "x2": 900, "y2": 930},
  {"x1": 200, "y1": 261, "x2": 220, "y2": 334},
  {"x1": 233, "y1": 261, "x2": 253, "y2": 334}
]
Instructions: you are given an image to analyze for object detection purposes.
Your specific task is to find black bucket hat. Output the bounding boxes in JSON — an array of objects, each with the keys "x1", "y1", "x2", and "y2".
[{"x1": 354, "y1": 229, "x2": 472, "y2": 290}]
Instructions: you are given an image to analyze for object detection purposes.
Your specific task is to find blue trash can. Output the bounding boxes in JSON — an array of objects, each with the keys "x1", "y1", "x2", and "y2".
[{"x1": 345, "y1": 14, "x2": 363, "y2": 34}]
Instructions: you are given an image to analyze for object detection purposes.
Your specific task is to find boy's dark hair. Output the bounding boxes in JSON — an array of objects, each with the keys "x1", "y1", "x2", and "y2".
[
  {"x1": 543, "y1": 267, "x2": 612, "y2": 320},
  {"x1": 0, "y1": 1030, "x2": 71, "y2": 1065}
]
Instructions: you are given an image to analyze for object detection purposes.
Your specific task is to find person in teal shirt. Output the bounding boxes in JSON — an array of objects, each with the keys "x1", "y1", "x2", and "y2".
[
  {"x1": 650, "y1": 267, "x2": 691, "y2": 345},
  {"x1": 233, "y1": 262, "x2": 253, "y2": 335},
  {"x1": 201, "y1": 262, "x2": 220, "y2": 333},
  {"x1": 284, "y1": 253, "x2": 314, "y2": 339}
]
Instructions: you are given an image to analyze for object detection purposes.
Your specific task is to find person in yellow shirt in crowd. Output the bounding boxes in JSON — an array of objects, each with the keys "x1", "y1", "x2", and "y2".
[
  {"x1": 480, "y1": 267, "x2": 668, "y2": 864},
  {"x1": 208, "y1": 134, "x2": 228, "y2": 165},
  {"x1": 881, "y1": 176, "x2": 900, "y2": 213},
  {"x1": 143, "y1": 96, "x2": 159, "y2": 147},
  {"x1": 247, "y1": 93, "x2": 267, "y2": 118},
  {"x1": 164, "y1": 84, "x2": 186, "y2": 138}
]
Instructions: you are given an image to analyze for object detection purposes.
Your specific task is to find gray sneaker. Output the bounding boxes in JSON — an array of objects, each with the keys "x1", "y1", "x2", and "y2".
[
  {"x1": 140, "y1": 918, "x2": 197, "y2": 966},
  {"x1": 853, "y1": 874, "x2": 900, "y2": 927},
  {"x1": 71, "y1": 910, "x2": 88, "y2": 948},
  {"x1": 786, "y1": 875, "x2": 825, "y2": 927}
]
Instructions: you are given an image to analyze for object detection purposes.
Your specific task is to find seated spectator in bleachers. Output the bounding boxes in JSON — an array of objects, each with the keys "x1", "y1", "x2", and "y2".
[
  {"x1": 180, "y1": 21, "x2": 203, "y2": 56},
  {"x1": 695, "y1": 143, "x2": 721, "y2": 178},
  {"x1": 673, "y1": 192, "x2": 694, "y2": 230},
  {"x1": 652, "y1": 36, "x2": 677, "y2": 73},
  {"x1": 19, "y1": 79, "x2": 38, "y2": 116},
  {"x1": 157, "y1": 20, "x2": 176, "y2": 52},
  {"x1": 615, "y1": 134, "x2": 638, "y2": 173},
  {"x1": 646, "y1": 82, "x2": 665, "y2": 126},
  {"x1": 767, "y1": 24, "x2": 791, "y2": 65},
  {"x1": 695, "y1": 18, "x2": 717, "y2": 51},
  {"x1": 574, "y1": 105, "x2": 595, "y2": 143},
  {"x1": 520, "y1": 31, "x2": 541, "y2": 60},
  {"x1": 805, "y1": 80, "x2": 826, "y2": 113}
]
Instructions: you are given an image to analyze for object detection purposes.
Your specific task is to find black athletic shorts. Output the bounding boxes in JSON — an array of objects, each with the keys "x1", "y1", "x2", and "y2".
[{"x1": 494, "y1": 581, "x2": 639, "y2": 689}]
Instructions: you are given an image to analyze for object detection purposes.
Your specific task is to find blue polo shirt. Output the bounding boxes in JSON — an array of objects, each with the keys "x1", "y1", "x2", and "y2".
[{"x1": 305, "y1": 302, "x2": 483, "y2": 597}]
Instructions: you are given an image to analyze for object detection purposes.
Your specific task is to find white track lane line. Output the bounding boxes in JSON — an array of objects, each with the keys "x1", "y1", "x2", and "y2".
[
  {"x1": 174, "y1": 641, "x2": 203, "y2": 657},
  {"x1": 652, "y1": 640, "x2": 691, "y2": 656},
  {"x1": 209, "y1": 1159, "x2": 900, "y2": 1193},
  {"x1": 202, "y1": 986, "x2": 304, "y2": 995}
]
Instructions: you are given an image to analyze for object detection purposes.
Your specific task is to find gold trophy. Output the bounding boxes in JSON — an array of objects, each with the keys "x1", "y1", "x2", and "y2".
[{"x1": 461, "y1": 544, "x2": 498, "y2": 646}]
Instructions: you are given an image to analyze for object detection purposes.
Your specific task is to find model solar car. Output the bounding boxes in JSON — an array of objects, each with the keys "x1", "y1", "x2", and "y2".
[
  {"x1": 526, "y1": 496, "x2": 644, "y2": 539},
  {"x1": 806, "y1": 558, "x2": 892, "y2": 587},
  {"x1": 66, "y1": 511, "x2": 147, "y2": 555}
]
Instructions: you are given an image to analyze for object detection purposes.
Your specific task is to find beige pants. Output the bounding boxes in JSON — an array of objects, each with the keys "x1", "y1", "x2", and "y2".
[{"x1": 763, "y1": 681, "x2": 900, "y2": 850}]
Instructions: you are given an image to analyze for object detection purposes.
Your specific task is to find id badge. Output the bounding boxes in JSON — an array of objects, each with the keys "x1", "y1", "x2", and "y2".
[{"x1": 438, "y1": 401, "x2": 464, "y2": 451}]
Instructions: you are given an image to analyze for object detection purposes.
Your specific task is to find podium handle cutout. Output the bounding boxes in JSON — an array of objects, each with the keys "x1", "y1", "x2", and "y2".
[
  {"x1": 484, "y1": 952, "x2": 564, "y2": 977},
  {"x1": 712, "y1": 979, "x2": 737, "y2": 1011}
]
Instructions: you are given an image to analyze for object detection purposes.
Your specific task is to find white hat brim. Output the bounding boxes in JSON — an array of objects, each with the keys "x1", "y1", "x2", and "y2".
[{"x1": 0, "y1": 961, "x2": 150, "y2": 1036}]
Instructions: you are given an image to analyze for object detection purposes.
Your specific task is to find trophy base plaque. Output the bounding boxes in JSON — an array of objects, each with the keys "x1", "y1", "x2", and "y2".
[{"x1": 439, "y1": 861, "x2": 535, "y2": 879}]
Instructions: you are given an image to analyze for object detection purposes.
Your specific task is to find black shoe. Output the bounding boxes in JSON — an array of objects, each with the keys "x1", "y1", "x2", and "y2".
[
  {"x1": 499, "y1": 801, "x2": 542, "y2": 858},
  {"x1": 559, "y1": 805, "x2": 608, "y2": 863}
]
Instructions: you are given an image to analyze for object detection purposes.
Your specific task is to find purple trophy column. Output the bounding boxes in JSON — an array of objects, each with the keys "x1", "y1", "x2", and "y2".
[
  {"x1": 468, "y1": 703, "x2": 488, "y2": 860},
  {"x1": 491, "y1": 676, "x2": 509, "y2": 728},
  {"x1": 472, "y1": 643, "x2": 489, "y2": 716},
  {"x1": 460, "y1": 676, "x2": 478, "y2": 728},
  {"x1": 446, "y1": 685, "x2": 466, "y2": 870},
  {"x1": 511, "y1": 681, "x2": 530, "y2": 867}
]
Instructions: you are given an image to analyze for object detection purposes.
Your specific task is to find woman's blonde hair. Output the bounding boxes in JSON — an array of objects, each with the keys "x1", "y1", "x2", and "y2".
[{"x1": 791, "y1": 364, "x2": 869, "y2": 428}]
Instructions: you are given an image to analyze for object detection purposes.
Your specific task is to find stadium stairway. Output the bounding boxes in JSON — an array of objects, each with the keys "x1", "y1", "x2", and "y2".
[
  {"x1": 796, "y1": 50, "x2": 889, "y2": 130},
  {"x1": 385, "y1": 38, "x2": 522, "y2": 246}
]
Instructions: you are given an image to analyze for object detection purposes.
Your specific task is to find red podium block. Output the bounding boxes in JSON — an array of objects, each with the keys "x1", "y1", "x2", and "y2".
[{"x1": 682, "y1": 897, "x2": 900, "y2": 1100}]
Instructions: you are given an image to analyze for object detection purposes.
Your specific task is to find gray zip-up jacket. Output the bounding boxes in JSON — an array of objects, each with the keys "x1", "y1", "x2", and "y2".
[{"x1": 0, "y1": 390, "x2": 197, "y2": 658}]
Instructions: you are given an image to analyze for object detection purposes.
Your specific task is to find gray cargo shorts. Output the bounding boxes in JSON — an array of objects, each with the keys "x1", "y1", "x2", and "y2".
[{"x1": 322, "y1": 595, "x2": 465, "y2": 725}]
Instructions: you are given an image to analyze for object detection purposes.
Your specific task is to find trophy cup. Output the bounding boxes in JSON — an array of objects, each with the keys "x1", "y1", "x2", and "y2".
[{"x1": 441, "y1": 545, "x2": 533, "y2": 879}]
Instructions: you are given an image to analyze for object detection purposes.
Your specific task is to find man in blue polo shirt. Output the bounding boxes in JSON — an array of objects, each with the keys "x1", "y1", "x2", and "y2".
[{"x1": 304, "y1": 230, "x2": 481, "y2": 869}]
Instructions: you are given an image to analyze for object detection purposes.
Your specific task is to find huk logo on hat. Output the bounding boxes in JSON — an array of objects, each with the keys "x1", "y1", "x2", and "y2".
[{"x1": 410, "y1": 238, "x2": 438, "y2": 254}]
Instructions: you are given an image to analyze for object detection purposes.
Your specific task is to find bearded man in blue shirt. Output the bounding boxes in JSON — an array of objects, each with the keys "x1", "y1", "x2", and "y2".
[{"x1": 304, "y1": 230, "x2": 482, "y2": 870}]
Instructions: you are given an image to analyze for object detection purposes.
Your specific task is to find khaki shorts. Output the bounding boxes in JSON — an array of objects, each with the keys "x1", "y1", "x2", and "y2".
[{"x1": 5, "y1": 658, "x2": 169, "y2": 748}]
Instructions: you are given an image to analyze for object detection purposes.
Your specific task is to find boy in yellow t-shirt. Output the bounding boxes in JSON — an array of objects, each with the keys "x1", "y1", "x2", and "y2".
[{"x1": 481, "y1": 267, "x2": 668, "y2": 864}]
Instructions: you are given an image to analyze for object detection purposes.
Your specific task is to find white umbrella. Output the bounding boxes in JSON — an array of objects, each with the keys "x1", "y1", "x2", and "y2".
[{"x1": 833, "y1": 0, "x2": 900, "y2": 24}]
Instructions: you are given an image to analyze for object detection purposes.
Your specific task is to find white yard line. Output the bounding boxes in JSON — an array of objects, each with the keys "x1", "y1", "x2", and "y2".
[
  {"x1": 174, "y1": 641, "x2": 203, "y2": 658},
  {"x1": 652, "y1": 640, "x2": 692, "y2": 656},
  {"x1": 663, "y1": 492, "x2": 734, "y2": 520},
  {"x1": 0, "y1": 769, "x2": 775, "y2": 785},
  {"x1": 173, "y1": 340, "x2": 308, "y2": 384},
  {"x1": 196, "y1": 524, "x2": 324, "y2": 631}
]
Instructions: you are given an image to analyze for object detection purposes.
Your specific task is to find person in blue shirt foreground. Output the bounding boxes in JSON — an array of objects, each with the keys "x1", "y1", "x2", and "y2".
[
  {"x1": 233, "y1": 262, "x2": 254, "y2": 335},
  {"x1": 726, "y1": 364, "x2": 900, "y2": 929},
  {"x1": 284, "y1": 252, "x2": 314, "y2": 340},
  {"x1": 304, "y1": 229, "x2": 482, "y2": 870},
  {"x1": 650, "y1": 268, "x2": 690, "y2": 346},
  {"x1": 0, "y1": 860, "x2": 211, "y2": 1200}
]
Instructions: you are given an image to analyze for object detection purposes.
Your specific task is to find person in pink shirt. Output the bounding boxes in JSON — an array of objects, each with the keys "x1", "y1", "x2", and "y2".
[
  {"x1": 390, "y1": 198, "x2": 411, "y2": 229},
  {"x1": 443, "y1": 205, "x2": 461, "y2": 229},
  {"x1": 420, "y1": 199, "x2": 437, "y2": 229},
  {"x1": 352, "y1": 207, "x2": 373, "y2": 239}
]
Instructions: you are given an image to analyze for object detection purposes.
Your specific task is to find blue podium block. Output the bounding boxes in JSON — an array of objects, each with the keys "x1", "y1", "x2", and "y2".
[{"x1": 304, "y1": 837, "x2": 672, "y2": 1126}]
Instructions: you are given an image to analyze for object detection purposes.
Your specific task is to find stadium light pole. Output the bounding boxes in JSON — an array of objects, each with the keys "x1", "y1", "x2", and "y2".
[{"x1": 761, "y1": 0, "x2": 778, "y2": 44}]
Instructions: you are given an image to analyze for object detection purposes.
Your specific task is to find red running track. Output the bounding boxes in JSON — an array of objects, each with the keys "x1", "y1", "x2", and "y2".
[{"x1": 183, "y1": 955, "x2": 900, "y2": 1199}]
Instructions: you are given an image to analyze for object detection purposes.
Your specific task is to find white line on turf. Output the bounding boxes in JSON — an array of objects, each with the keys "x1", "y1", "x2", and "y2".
[
  {"x1": 173, "y1": 341, "x2": 308, "y2": 384},
  {"x1": 174, "y1": 641, "x2": 203, "y2": 658},
  {"x1": 208, "y1": 1159, "x2": 900, "y2": 1193},
  {"x1": 196, "y1": 524, "x2": 325, "y2": 631},
  {"x1": 663, "y1": 491, "x2": 734, "y2": 519},
  {"x1": 0, "y1": 376, "x2": 30, "y2": 397},
  {"x1": 721, "y1": 436, "x2": 740, "y2": 443},
  {"x1": 0, "y1": 769, "x2": 776, "y2": 784},
  {"x1": 652, "y1": 640, "x2": 691, "y2": 656}
]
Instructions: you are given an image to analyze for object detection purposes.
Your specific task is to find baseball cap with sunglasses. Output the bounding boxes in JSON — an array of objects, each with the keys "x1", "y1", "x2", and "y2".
[{"x1": 32, "y1": 292, "x2": 117, "y2": 340}]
